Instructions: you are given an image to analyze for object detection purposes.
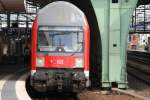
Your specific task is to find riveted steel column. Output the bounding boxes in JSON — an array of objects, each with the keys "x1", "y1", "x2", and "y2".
[
  {"x1": 119, "y1": 0, "x2": 138, "y2": 88},
  {"x1": 91, "y1": 0, "x2": 138, "y2": 88},
  {"x1": 90, "y1": 0, "x2": 110, "y2": 87}
]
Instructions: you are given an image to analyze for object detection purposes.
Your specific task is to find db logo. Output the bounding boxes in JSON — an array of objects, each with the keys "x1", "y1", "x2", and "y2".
[
  {"x1": 50, "y1": 60, "x2": 64, "y2": 64},
  {"x1": 56, "y1": 60, "x2": 64, "y2": 64}
]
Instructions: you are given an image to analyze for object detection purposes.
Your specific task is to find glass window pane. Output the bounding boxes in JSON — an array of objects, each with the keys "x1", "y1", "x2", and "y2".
[
  {"x1": 10, "y1": 14, "x2": 17, "y2": 21},
  {"x1": 19, "y1": 22, "x2": 26, "y2": 27}
]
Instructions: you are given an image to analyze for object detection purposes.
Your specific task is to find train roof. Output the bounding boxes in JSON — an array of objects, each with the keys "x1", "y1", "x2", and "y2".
[{"x1": 37, "y1": 1, "x2": 85, "y2": 27}]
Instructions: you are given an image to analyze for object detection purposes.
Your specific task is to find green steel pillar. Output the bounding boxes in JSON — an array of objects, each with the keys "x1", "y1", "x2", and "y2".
[{"x1": 90, "y1": 0, "x2": 138, "y2": 88}]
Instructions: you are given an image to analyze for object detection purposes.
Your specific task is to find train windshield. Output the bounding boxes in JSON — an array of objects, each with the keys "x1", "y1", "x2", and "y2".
[{"x1": 37, "y1": 27, "x2": 83, "y2": 53}]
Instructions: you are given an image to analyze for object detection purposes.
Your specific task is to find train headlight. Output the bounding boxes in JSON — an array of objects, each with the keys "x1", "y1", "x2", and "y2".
[
  {"x1": 36, "y1": 58, "x2": 44, "y2": 67},
  {"x1": 75, "y1": 58, "x2": 83, "y2": 68}
]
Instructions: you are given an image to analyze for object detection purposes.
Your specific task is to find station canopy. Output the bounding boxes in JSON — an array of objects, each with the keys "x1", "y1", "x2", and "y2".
[
  {"x1": 28, "y1": 0, "x2": 150, "y2": 7},
  {"x1": 0, "y1": 0, "x2": 149, "y2": 12},
  {"x1": 0, "y1": 0, "x2": 25, "y2": 12},
  {"x1": 138, "y1": 0, "x2": 150, "y2": 5}
]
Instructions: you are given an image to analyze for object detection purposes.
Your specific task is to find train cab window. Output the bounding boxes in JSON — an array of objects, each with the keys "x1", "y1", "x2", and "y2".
[
  {"x1": 78, "y1": 32, "x2": 83, "y2": 43},
  {"x1": 37, "y1": 27, "x2": 83, "y2": 53},
  {"x1": 38, "y1": 32, "x2": 49, "y2": 46}
]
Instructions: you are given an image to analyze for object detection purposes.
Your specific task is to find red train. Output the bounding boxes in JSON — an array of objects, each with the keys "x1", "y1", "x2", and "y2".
[{"x1": 30, "y1": 1, "x2": 90, "y2": 92}]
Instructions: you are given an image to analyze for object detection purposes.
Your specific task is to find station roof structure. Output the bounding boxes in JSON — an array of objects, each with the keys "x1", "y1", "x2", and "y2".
[
  {"x1": 0, "y1": 0, "x2": 25, "y2": 12},
  {"x1": 138, "y1": 0, "x2": 150, "y2": 5},
  {"x1": 27, "y1": 0, "x2": 52, "y2": 7},
  {"x1": 28, "y1": 0, "x2": 150, "y2": 7},
  {"x1": 0, "y1": 0, "x2": 149, "y2": 12}
]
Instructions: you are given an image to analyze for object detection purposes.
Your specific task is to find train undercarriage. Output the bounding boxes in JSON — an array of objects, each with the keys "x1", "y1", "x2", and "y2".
[{"x1": 30, "y1": 68, "x2": 87, "y2": 92}]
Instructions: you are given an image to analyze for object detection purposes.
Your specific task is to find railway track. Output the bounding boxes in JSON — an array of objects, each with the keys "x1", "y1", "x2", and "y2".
[
  {"x1": 0, "y1": 67, "x2": 140, "y2": 100},
  {"x1": 127, "y1": 55, "x2": 150, "y2": 65},
  {"x1": 127, "y1": 51, "x2": 150, "y2": 65},
  {"x1": 127, "y1": 51, "x2": 150, "y2": 85},
  {"x1": 127, "y1": 64, "x2": 150, "y2": 85}
]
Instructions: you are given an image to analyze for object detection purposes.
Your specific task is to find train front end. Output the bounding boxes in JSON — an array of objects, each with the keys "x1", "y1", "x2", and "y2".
[{"x1": 31, "y1": 1, "x2": 90, "y2": 92}]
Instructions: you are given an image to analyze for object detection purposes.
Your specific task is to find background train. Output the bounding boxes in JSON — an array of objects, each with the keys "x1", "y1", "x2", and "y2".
[{"x1": 30, "y1": 1, "x2": 90, "y2": 92}]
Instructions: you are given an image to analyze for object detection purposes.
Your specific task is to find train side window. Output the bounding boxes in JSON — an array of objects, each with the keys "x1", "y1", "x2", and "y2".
[{"x1": 112, "y1": 0, "x2": 118, "y2": 3}]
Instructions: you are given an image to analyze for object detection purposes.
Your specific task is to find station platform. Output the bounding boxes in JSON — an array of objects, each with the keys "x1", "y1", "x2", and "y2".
[{"x1": 127, "y1": 49, "x2": 149, "y2": 53}]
